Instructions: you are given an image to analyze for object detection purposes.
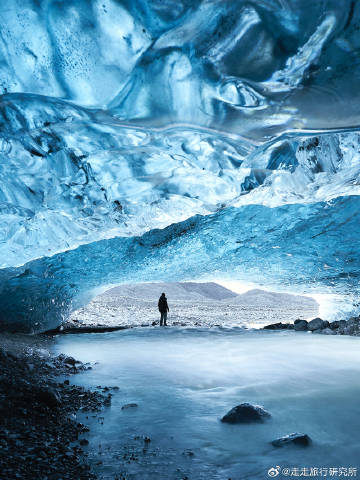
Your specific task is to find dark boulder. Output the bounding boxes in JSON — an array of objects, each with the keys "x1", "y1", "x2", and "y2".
[
  {"x1": 272, "y1": 433, "x2": 311, "y2": 447},
  {"x1": 308, "y1": 318, "x2": 325, "y2": 331},
  {"x1": 221, "y1": 403, "x2": 271, "y2": 424},
  {"x1": 121, "y1": 403, "x2": 138, "y2": 410},
  {"x1": 343, "y1": 324, "x2": 360, "y2": 335},
  {"x1": 319, "y1": 327, "x2": 336, "y2": 335},
  {"x1": 34, "y1": 387, "x2": 61, "y2": 409},
  {"x1": 330, "y1": 319, "x2": 347, "y2": 331},
  {"x1": 63, "y1": 356, "x2": 76, "y2": 367},
  {"x1": 0, "y1": 349, "x2": 8, "y2": 362},
  {"x1": 264, "y1": 323, "x2": 294, "y2": 330},
  {"x1": 294, "y1": 319, "x2": 308, "y2": 331}
]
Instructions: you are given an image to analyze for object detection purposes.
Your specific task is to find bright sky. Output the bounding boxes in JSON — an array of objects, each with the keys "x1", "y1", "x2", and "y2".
[{"x1": 215, "y1": 279, "x2": 261, "y2": 294}]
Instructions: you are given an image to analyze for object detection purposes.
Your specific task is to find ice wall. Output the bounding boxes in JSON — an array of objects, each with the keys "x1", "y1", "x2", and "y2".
[{"x1": 1, "y1": 0, "x2": 360, "y2": 330}]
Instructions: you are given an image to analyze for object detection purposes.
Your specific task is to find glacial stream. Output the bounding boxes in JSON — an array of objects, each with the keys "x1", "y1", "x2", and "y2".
[{"x1": 54, "y1": 328, "x2": 360, "y2": 479}]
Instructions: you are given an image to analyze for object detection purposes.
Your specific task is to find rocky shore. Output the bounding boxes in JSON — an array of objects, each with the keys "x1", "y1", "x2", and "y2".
[
  {"x1": 264, "y1": 315, "x2": 360, "y2": 336},
  {"x1": 0, "y1": 334, "x2": 113, "y2": 480}
]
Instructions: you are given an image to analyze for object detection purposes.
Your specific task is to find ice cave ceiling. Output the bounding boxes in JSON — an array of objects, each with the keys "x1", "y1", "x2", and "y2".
[{"x1": 1, "y1": 0, "x2": 360, "y2": 330}]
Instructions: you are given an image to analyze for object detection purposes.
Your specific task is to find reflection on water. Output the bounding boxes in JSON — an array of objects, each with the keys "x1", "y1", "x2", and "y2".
[{"x1": 55, "y1": 328, "x2": 360, "y2": 479}]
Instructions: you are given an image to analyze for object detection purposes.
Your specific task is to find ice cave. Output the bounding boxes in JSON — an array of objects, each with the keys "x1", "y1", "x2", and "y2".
[
  {"x1": 3, "y1": 2, "x2": 360, "y2": 480},
  {"x1": 1, "y1": 0, "x2": 360, "y2": 331}
]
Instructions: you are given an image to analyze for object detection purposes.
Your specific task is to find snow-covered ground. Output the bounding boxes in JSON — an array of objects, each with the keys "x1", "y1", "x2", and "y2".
[{"x1": 70, "y1": 282, "x2": 319, "y2": 329}]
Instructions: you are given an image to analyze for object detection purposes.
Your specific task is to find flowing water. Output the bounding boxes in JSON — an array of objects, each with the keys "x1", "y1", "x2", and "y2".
[{"x1": 54, "y1": 328, "x2": 360, "y2": 479}]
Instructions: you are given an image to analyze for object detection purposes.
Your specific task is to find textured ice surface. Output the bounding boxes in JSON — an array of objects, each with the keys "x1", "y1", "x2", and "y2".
[{"x1": 1, "y1": 1, "x2": 360, "y2": 330}]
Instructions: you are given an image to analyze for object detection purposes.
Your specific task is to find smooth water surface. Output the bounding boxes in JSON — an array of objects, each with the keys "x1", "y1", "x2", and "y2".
[{"x1": 54, "y1": 328, "x2": 360, "y2": 479}]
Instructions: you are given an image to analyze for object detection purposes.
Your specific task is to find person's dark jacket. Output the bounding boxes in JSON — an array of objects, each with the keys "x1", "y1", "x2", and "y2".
[{"x1": 158, "y1": 295, "x2": 169, "y2": 313}]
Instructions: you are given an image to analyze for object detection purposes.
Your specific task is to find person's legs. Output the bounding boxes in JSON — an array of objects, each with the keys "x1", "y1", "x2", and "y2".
[
  {"x1": 160, "y1": 312, "x2": 164, "y2": 326},
  {"x1": 163, "y1": 311, "x2": 167, "y2": 326}
]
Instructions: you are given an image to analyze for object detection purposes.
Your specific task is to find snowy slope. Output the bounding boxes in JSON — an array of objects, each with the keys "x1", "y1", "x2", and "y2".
[
  {"x1": 226, "y1": 288, "x2": 318, "y2": 308},
  {"x1": 101, "y1": 282, "x2": 238, "y2": 302},
  {"x1": 101, "y1": 282, "x2": 317, "y2": 308}
]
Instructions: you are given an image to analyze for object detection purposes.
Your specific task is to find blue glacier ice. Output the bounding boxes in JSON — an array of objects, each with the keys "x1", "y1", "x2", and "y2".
[{"x1": 1, "y1": 0, "x2": 360, "y2": 330}]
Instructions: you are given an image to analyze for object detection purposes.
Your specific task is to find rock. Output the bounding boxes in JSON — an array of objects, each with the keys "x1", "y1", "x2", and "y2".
[
  {"x1": 182, "y1": 450, "x2": 194, "y2": 457},
  {"x1": 144, "y1": 436, "x2": 151, "y2": 443},
  {"x1": 330, "y1": 319, "x2": 347, "y2": 331},
  {"x1": 272, "y1": 433, "x2": 311, "y2": 447},
  {"x1": 63, "y1": 356, "x2": 76, "y2": 367},
  {"x1": 221, "y1": 403, "x2": 271, "y2": 424},
  {"x1": 308, "y1": 318, "x2": 325, "y2": 331},
  {"x1": 0, "y1": 349, "x2": 8, "y2": 362},
  {"x1": 342, "y1": 324, "x2": 360, "y2": 335},
  {"x1": 121, "y1": 403, "x2": 138, "y2": 410},
  {"x1": 294, "y1": 319, "x2": 308, "y2": 331},
  {"x1": 263, "y1": 323, "x2": 294, "y2": 330},
  {"x1": 319, "y1": 327, "x2": 336, "y2": 335},
  {"x1": 35, "y1": 387, "x2": 61, "y2": 409},
  {"x1": 79, "y1": 439, "x2": 89, "y2": 446}
]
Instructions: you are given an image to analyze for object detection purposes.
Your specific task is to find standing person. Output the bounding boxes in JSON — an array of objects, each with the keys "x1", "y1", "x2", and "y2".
[{"x1": 158, "y1": 292, "x2": 169, "y2": 326}]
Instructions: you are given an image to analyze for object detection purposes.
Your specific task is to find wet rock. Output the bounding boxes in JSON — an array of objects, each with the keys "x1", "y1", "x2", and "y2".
[
  {"x1": 294, "y1": 319, "x2": 308, "y2": 331},
  {"x1": 342, "y1": 324, "x2": 360, "y2": 335},
  {"x1": 319, "y1": 327, "x2": 336, "y2": 335},
  {"x1": 34, "y1": 387, "x2": 61, "y2": 409},
  {"x1": 63, "y1": 356, "x2": 76, "y2": 367},
  {"x1": 338, "y1": 320, "x2": 348, "y2": 329},
  {"x1": 79, "y1": 439, "x2": 89, "y2": 446},
  {"x1": 0, "y1": 345, "x2": 107, "y2": 480},
  {"x1": 144, "y1": 436, "x2": 151, "y2": 443},
  {"x1": 0, "y1": 349, "x2": 8, "y2": 362},
  {"x1": 308, "y1": 318, "x2": 325, "y2": 331},
  {"x1": 182, "y1": 450, "x2": 194, "y2": 457},
  {"x1": 77, "y1": 423, "x2": 89, "y2": 432},
  {"x1": 221, "y1": 403, "x2": 271, "y2": 424},
  {"x1": 121, "y1": 403, "x2": 138, "y2": 410},
  {"x1": 272, "y1": 433, "x2": 311, "y2": 447},
  {"x1": 263, "y1": 323, "x2": 294, "y2": 330}
]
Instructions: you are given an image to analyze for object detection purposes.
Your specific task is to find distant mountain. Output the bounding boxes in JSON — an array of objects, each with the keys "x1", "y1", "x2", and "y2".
[
  {"x1": 101, "y1": 282, "x2": 238, "y2": 302},
  {"x1": 101, "y1": 282, "x2": 318, "y2": 309},
  {"x1": 225, "y1": 288, "x2": 318, "y2": 309}
]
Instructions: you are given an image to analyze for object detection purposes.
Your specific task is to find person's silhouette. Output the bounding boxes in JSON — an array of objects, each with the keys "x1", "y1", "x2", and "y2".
[{"x1": 158, "y1": 292, "x2": 169, "y2": 326}]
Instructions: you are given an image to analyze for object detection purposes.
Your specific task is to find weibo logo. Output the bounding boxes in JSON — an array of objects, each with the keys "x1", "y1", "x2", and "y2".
[{"x1": 268, "y1": 466, "x2": 281, "y2": 477}]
